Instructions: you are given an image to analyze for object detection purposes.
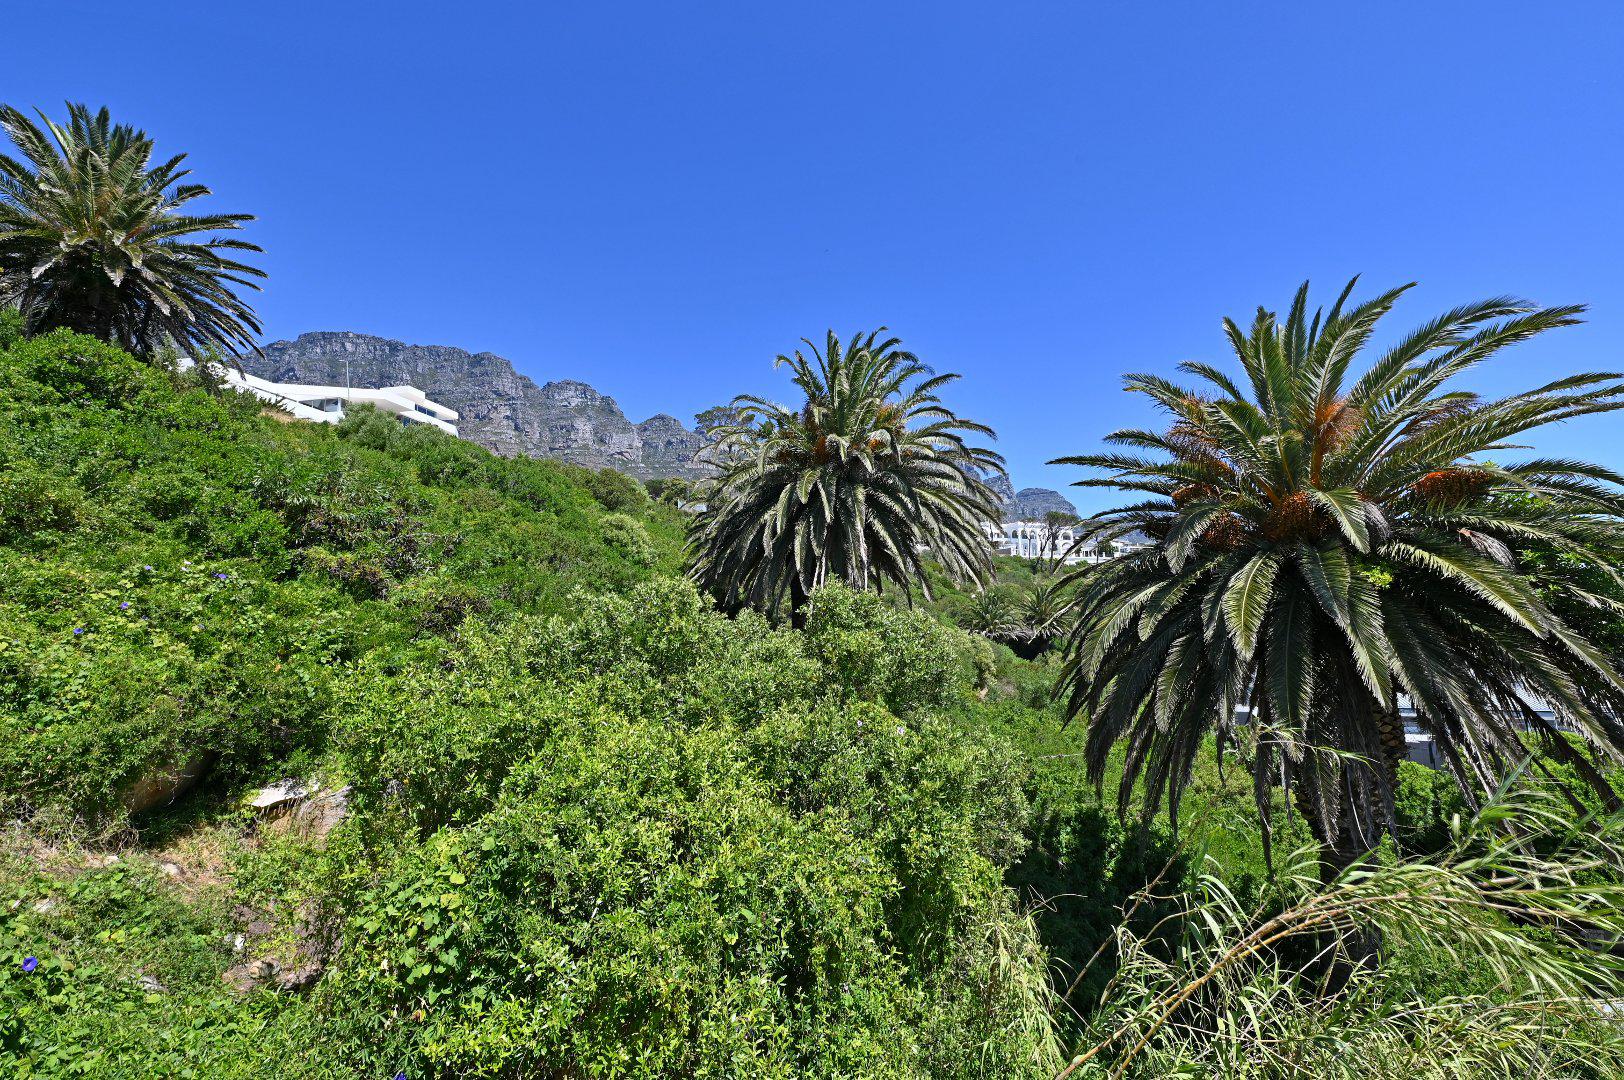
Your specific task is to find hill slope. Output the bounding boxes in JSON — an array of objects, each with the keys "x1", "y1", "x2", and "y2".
[{"x1": 0, "y1": 324, "x2": 1074, "y2": 1077}]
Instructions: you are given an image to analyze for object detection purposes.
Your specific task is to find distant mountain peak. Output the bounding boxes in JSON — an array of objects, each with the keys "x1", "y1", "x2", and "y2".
[
  {"x1": 244, "y1": 333, "x2": 1071, "y2": 501},
  {"x1": 242, "y1": 333, "x2": 710, "y2": 479}
]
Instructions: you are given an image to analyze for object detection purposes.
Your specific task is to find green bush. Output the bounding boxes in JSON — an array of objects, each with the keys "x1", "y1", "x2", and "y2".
[
  {"x1": 0, "y1": 306, "x2": 23, "y2": 349},
  {"x1": 600, "y1": 511, "x2": 656, "y2": 569},
  {"x1": 802, "y1": 584, "x2": 974, "y2": 716},
  {"x1": 0, "y1": 330, "x2": 675, "y2": 829},
  {"x1": 1394, "y1": 759, "x2": 1469, "y2": 856},
  {"x1": 322, "y1": 578, "x2": 1059, "y2": 1075},
  {"x1": 559, "y1": 462, "x2": 652, "y2": 513}
]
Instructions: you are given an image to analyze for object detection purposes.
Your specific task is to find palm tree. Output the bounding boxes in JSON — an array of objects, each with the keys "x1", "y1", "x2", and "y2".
[
  {"x1": 1052, "y1": 279, "x2": 1624, "y2": 879},
  {"x1": 0, "y1": 103, "x2": 264, "y2": 358},
  {"x1": 958, "y1": 586, "x2": 1019, "y2": 639},
  {"x1": 688, "y1": 329, "x2": 1005, "y2": 623},
  {"x1": 1011, "y1": 575, "x2": 1073, "y2": 657}
]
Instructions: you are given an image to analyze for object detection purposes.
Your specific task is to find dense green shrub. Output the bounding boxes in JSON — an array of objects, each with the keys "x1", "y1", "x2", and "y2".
[
  {"x1": 321, "y1": 578, "x2": 1060, "y2": 1076},
  {"x1": 8, "y1": 322, "x2": 1599, "y2": 1078},
  {"x1": 558, "y1": 461, "x2": 652, "y2": 513},
  {"x1": 600, "y1": 511, "x2": 656, "y2": 568},
  {"x1": 0, "y1": 330, "x2": 674, "y2": 829},
  {"x1": 801, "y1": 585, "x2": 978, "y2": 716}
]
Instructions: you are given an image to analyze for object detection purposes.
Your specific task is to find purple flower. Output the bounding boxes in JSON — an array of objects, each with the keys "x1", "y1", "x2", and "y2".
[
  {"x1": 394, "y1": 1073, "x2": 406, "y2": 1080},
  {"x1": 72, "y1": 627, "x2": 84, "y2": 636},
  {"x1": 142, "y1": 565, "x2": 153, "y2": 572},
  {"x1": 119, "y1": 601, "x2": 131, "y2": 610},
  {"x1": 21, "y1": 957, "x2": 37, "y2": 973},
  {"x1": 214, "y1": 573, "x2": 229, "y2": 581}
]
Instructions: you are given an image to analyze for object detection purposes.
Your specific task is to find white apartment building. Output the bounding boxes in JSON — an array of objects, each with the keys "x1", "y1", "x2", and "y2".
[
  {"x1": 983, "y1": 520, "x2": 1143, "y2": 565},
  {"x1": 183, "y1": 360, "x2": 460, "y2": 437}
]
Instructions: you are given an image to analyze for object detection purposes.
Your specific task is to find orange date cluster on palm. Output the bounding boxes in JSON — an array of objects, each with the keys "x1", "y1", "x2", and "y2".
[
  {"x1": 1198, "y1": 511, "x2": 1250, "y2": 551},
  {"x1": 1411, "y1": 467, "x2": 1491, "y2": 507},
  {"x1": 1259, "y1": 491, "x2": 1335, "y2": 543}
]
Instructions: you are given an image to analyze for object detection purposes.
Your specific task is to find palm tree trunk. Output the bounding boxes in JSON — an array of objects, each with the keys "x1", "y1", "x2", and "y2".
[
  {"x1": 1375, "y1": 706, "x2": 1407, "y2": 801},
  {"x1": 1291, "y1": 709, "x2": 1406, "y2": 984},
  {"x1": 789, "y1": 574, "x2": 810, "y2": 630}
]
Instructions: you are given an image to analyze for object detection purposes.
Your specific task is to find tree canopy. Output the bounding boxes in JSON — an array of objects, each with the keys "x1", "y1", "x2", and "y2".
[{"x1": 1053, "y1": 279, "x2": 1624, "y2": 872}]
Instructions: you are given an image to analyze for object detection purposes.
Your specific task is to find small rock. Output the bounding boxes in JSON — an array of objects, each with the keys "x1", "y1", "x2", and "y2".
[
  {"x1": 274, "y1": 963, "x2": 324, "y2": 992},
  {"x1": 138, "y1": 974, "x2": 168, "y2": 994},
  {"x1": 121, "y1": 752, "x2": 216, "y2": 815},
  {"x1": 159, "y1": 862, "x2": 181, "y2": 878},
  {"x1": 32, "y1": 898, "x2": 58, "y2": 916},
  {"x1": 222, "y1": 958, "x2": 280, "y2": 994},
  {"x1": 250, "y1": 779, "x2": 309, "y2": 810},
  {"x1": 256, "y1": 783, "x2": 350, "y2": 845}
]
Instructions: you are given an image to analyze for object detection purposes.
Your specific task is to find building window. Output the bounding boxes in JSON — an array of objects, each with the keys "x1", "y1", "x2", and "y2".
[{"x1": 414, "y1": 404, "x2": 438, "y2": 418}]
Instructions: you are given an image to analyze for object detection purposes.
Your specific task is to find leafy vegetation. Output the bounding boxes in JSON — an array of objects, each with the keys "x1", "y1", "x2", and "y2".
[
  {"x1": 0, "y1": 326, "x2": 1079, "y2": 1076},
  {"x1": 0, "y1": 104, "x2": 264, "y2": 358},
  {"x1": 1053, "y1": 280, "x2": 1624, "y2": 878},
  {"x1": 688, "y1": 330, "x2": 1005, "y2": 622},
  {"x1": 0, "y1": 329, "x2": 676, "y2": 831},
  {"x1": 3, "y1": 130, "x2": 1624, "y2": 1071}
]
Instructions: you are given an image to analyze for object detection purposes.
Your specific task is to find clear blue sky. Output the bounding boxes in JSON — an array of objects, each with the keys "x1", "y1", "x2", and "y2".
[{"x1": 8, "y1": 2, "x2": 1623, "y2": 508}]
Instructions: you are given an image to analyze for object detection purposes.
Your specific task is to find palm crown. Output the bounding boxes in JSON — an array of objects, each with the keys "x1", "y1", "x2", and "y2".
[
  {"x1": 0, "y1": 103, "x2": 264, "y2": 358},
  {"x1": 1054, "y1": 280, "x2": 1624, "y2": 870},
  {"x1": 688, "y1": 329, "x2": 1005, "y2": 620}
]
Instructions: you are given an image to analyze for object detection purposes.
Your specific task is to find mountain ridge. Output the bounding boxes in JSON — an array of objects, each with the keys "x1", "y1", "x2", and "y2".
[
  {"x1": 242, "y1": 331, "x2": 711, "y2": 479},
  {"x1": 242, "y1": 331, "x2": 1079, "y2": 515}
]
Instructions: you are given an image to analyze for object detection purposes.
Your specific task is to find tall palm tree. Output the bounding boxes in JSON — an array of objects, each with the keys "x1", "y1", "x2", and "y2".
[
  {"x1": 688, "y1": 329, "x2": 1005, "y2": 623},
  {"x1": 0, "y1": 103, "x2": 264, "y2": 358},
  {"x1": 1053, "y1": 280, "x2": 1624, "y2": 878}
]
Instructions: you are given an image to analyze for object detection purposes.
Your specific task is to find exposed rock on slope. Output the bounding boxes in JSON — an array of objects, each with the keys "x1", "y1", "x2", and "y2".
[
  {"x1": 246, "y1": 333, "x2": 1074, "y2": 500},
  {"x1": 978, "y1": 472, "x2": 1078, "y2": 521},
  {"x1": 636, "y1": 414, "x2": 711, "y2": 477},
  {"x1": 984, "y1": 472, "x2": 1018, "y2": 509},
  {"x1": 1009, "y1": 487, "x2": 1077, "y2": 520},
  {"x1": 241, "y1": 332, "x2": 711, "y2": 479}
]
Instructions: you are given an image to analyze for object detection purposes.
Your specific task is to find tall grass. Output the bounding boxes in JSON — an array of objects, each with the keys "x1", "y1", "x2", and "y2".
[{"x1": 1055, "y1": 781, "x2": 1624, "y2": 1078}]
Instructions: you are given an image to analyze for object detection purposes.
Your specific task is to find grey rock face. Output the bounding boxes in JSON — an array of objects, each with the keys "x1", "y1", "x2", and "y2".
[
  {"x1": 984, "y1": 471, "x2": 1017, "y2": 508},
  {"x1": 242, "y1": 332, "x2": 711, "y2": 479},
  {"x1": 977, "y1": 471, "x2": 1077, "y2": 521},
  {"x1": 1009, "y1": 487, "x2": 1078, "y2": 520},
  {"x1": 637, "y1": 414, "x2": 710, "y2": 476}
]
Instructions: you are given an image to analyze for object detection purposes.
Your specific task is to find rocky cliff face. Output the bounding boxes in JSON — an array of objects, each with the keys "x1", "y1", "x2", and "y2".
[
  {"x1": 978, "y1": 472, "x2": 1077, "y2": 521},
  {"x1": 636, "y1": 414, "x2": 711, "y2": 477},
  {"x1": 1009, "y1": 487, "x2": 1077, "y2": 520},
  {"x1": 245, "y1": 333, "x2": 1072, "y2": 500},
  {"x1": 984, "y1": 471, "x2": 1017, "y2": 508},
  {"x1": 242, "y1": 332, "x2": 711, "y2": 479}
]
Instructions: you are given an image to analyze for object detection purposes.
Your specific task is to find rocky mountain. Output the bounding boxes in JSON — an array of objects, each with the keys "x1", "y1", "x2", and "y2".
[
  {"x1": 243, "y1": 333, "x2": 1077, "y2": 504},
  {"x1": 984, "y1": 471, "x2": 1018, "y2": 508},
  {"x1": 240, "y1": 332, "x2": 712, "y2": 479},
  {"x1": 1008, "y1": 487, "x2": 1077, "y2": 520},
  {"x1": 979, "y1": 472, "x2": 1077, "y2": 521}
]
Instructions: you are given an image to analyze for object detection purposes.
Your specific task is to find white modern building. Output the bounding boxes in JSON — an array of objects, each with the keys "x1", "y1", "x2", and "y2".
[
  {"x1": 1231, "y1": 692, "x2": 1582, "y2": 771},
  {"x1": 183, "y1": 361, "x2": 459, "y2": 437},
  {"x1": 984, "y1": 520, "x2": 1148, "y2": 565}
]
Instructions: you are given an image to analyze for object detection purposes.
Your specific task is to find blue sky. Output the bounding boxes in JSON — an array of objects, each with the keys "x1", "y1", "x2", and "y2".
[{"x1": 7, "y1": 2, "x2": 1623, "y2": 508}]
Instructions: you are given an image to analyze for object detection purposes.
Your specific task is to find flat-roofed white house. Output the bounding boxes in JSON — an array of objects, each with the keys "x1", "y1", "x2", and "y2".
[
  {"x1": 182, "y1": 360, "x2": 459, "y2": 437},
  {"x1": 983, "y1": 520, "x2": 1149, "y2": 565}
]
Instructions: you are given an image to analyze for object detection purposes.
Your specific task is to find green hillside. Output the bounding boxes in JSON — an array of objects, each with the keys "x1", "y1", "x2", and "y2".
[{"x1": 0, "y1": 326, "x2": 1099, "y2": 1075}]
